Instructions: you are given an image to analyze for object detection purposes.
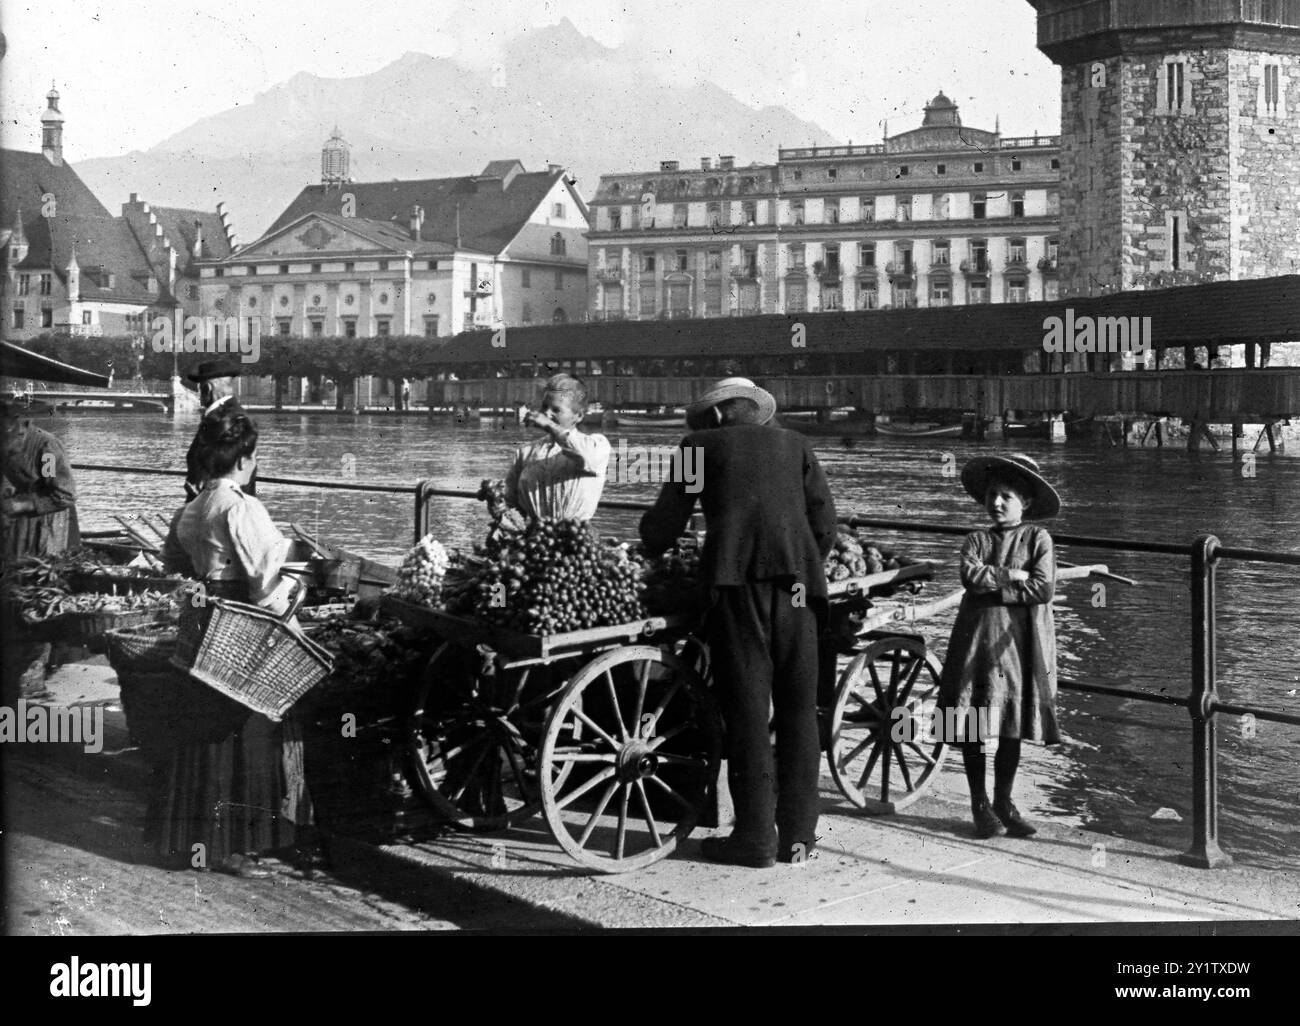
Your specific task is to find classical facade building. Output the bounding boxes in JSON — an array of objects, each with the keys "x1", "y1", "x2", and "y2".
[
  {"x1": 586, "y1": 93, "x2": 1061, "y2": 320},
  {"x1": 1, "y1": 87, "x2": 232, "y2": 343},
  {"x1": 198, "y1": 135, "x2": 589, "y2": 340},
  {"x1": 1028, "y1": 0, "x2": 1300, "y2": 296}
]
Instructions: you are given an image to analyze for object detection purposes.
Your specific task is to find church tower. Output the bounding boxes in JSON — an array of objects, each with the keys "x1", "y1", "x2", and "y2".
[
  {"x1": 41, "y1": 84, "x2": 64, "y2": 165},
  {"x1": 1027, "y1": 0, "x2": 1300, "y2": 296},
  {"x1": 321, "y1": 126, "x2": 351, "y2": 187}
]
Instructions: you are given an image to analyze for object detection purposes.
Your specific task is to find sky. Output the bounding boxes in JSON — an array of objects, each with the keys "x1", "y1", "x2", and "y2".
[{"x1": 0, "y1": 0, "x2": 1061, "y2": 160}]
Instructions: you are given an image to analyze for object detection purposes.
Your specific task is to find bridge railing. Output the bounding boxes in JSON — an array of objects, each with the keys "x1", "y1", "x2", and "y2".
[{"x1": 69, "y1": 461, "x2": 1300, "y2": 867}]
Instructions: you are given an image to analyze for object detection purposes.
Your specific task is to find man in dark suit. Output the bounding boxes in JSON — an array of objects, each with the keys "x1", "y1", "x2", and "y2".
[
  {"x1": 185, "y1": 360, "x2": 256, "y2": 499},
  {"x1": 641, "y1": 378, "x2": 837, "y2": 868}
]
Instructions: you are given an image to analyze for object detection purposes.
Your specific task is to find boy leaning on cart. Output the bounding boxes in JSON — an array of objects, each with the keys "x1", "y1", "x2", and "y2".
[{"x1": 640, "y1": 377, "x2": 838, "y2": 869}]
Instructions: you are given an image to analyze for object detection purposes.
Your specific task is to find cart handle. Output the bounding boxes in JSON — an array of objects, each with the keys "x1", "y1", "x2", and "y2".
[{"x1": 1058, "y1": 561, "x2": 1139, "y2": 586}]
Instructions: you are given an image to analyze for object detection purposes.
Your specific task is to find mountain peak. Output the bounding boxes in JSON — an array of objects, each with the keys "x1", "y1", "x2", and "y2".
[{"x1": 508, "y1": 18, "x2": 613, "y2": 62}]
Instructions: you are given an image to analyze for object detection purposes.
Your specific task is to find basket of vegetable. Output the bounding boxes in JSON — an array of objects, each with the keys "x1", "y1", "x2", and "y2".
[{"x1": 105, "y1": 621, "x2": 251, "y2": 755}]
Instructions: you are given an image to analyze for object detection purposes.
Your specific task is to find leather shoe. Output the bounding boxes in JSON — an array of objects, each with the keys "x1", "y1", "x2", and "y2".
[
  {"x1": 215, "y1": 853, "x2": 274, "y2": 879},
  {"x1": 992, "y1": 800, "x2": 1038, "y2": 838},
  {"x1": 972, "y1": 800, "x2": 1006, "y2": 839},
  {"x1": 700, "y1": 836, "x2": 776, "y2": 869}
]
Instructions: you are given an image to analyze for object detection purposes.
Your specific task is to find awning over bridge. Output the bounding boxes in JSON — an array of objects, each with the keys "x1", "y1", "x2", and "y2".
[
  {"x1": 0, "y1": 341, "x2": 112, "y2": 388},
  {"x1": 431, "y1": 274, "x2": 1300, "y2": 364}
]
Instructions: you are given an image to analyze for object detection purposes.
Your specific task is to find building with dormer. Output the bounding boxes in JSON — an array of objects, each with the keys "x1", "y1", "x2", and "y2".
[
  {"x1": 197, "y1": 134, "x2": 589, "y2": 340},
  {"x1": 586, "y1": 92, "x2": 1062, "y2": 320},
  {"x1": 1, "y1": 87, "x2": 232, "y2": 342}
]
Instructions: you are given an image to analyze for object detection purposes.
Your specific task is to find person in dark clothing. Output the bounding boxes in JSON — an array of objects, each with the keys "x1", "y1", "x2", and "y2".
[
  {"x1": 640, "y1": 378, "x2": 837, "y2": 868},
  {"x1": 2, "y1": 398, "x2": 80, "y2": 701},
  {"x1": 185, "y1": 360, "x2": 256, "y2": 499}
]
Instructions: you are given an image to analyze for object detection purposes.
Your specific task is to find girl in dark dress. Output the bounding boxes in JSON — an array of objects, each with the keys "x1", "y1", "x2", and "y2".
[
  {"x1": 937, "y1": 454, "x2": 1061, "y2": 840},
  {"x1": 151, "y1": 411, "x2": 308, "y2": 877}
]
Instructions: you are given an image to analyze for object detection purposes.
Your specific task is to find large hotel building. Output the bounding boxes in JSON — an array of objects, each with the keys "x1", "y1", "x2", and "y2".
[{"x1": 586, "y1": 92, "x2": 1062, "y2": 320}]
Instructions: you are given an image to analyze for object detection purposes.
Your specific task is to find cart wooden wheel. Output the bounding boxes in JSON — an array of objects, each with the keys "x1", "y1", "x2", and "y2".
[
  {"x1": 407, "y1": 643, "x2": 570, "y2": 831},
  {"x1": 539, "y1": 645, "x2": 722, "y2": 873},
  {"x1": 828, "y1": 635, "x2": 948, "y2": 814}
]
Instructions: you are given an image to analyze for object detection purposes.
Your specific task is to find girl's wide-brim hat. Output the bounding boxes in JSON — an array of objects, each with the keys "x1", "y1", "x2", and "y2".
[
  {"x1": 685, "y1": 377, "x2": 777, "y2": 426},
  {"x1": 960, "y1": 454, "x2": 1061, "y2": 520}
]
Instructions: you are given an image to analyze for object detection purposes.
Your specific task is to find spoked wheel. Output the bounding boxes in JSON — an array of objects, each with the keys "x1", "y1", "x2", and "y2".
[
  {"x1": 407, "y1": 643, "x2": 569, "y2": 831},
  {"x1": 539, "y1": 645, "x2": 722, "y2": 873},
  {"x1": 828, "y1": 635, "x2": 948, "y2": 814}
]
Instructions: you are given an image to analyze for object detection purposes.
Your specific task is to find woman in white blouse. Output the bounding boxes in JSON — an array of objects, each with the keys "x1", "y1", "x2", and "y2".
[
  {"x1": 505, "y1": 374, "x2": 610, "y2": 522},
  {"x1": 152, "y1": 410, "x2": 309, "y2": 878}
]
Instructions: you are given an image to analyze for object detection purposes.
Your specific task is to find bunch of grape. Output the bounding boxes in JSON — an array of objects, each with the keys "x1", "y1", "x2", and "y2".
[
  {"x1": 390, "y1": 535, "x2": 452, "y2": 607},
  {"x1": 471, "y1": 519, "x2": 645, "y2": 635}
]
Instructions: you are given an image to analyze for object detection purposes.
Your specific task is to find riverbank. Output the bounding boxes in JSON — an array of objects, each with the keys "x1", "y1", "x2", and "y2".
[{"x1": 10, "y1": 653, "x2": 1297, "y2": 930}]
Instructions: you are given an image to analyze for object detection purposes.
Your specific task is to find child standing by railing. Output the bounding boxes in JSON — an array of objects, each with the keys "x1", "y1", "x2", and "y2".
[{"x1": 938, "y1": 454, "x2": 1061, "y2": 839}]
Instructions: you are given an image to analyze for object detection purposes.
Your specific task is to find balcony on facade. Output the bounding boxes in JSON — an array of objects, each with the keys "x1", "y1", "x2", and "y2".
[
  {"x1": 999, "y1": 135, "x2": 1061, "y2": 148},
  {"x1": 884, "y1": 260, "x2": 915, "y2": 283},
  {"x1": 960, "y1": 255, "x2": 991, "y2": 276},
  {"x1": 779, "y1": 143, "x2": 887, "y2": 160}
]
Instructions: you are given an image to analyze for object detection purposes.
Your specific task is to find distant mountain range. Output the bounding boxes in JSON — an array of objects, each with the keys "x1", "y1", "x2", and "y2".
[{"x1": 75, "y1": 19, "x2": 838, "y2": 242}]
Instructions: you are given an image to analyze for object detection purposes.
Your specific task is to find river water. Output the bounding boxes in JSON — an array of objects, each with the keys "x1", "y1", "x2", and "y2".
[{"x1": 48, "y1": 410, "x2": 1300, "y2": 869}]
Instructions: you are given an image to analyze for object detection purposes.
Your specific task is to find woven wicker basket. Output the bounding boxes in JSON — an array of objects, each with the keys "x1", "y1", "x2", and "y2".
[
  {"x1": 106, "y1": 624, "x2": 252, "y2": 753},
  {"x1": 171, "y1": 595, "x2": 334, "y2": 722},
  {"x1": 62, "y1": 605, "x2": 172, "y2": 653},
  {"x1": 105, "y1": 621, "x2": 178, "y2": 666}
]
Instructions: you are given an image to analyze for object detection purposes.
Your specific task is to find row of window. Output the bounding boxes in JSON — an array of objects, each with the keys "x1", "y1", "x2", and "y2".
[
  {"x1": 275, "y1": 316, "x2": 424, "y2": 339},
  {"x1": 9, "y1": 306, "x2": 105, "y2": 329},
  {"x1": 216, "y1": 258, "x2": 442, "y2": 278},
  {"x1": 608, "y1": 190, "x2": 1052, "y2": 230},
  {"x1": 267, "y1": 307, "x2": 568, "y2": 337},
  {"x1": 13, "y1": 273, "x2": 54, "y2": 296},
  {"x1": 611, "y1": 156, "x2": 1061, "y2": 196},
  {"x1": 613, "y1": 239, "x2": 1059, "y2": 275},
  {"x1": 607, "y1": 275, "x2": 1049, "y2": 318},
  {"x1": 1157, "y1": 58, "x2": 1285, "y2": 115}
]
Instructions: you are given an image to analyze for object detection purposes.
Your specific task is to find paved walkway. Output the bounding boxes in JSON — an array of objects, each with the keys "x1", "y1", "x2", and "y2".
[{"x1": 10, "y1": 655, "x2": 1298, "y2": 930}]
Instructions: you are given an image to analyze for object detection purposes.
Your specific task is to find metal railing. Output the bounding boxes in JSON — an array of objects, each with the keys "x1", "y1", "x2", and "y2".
[
  {"x1": 71, "y1": 461, "x2": 1300, "y2": 867},
  {"x1": 847, "y1": 515, "x2": 1300, "y2": 869}
]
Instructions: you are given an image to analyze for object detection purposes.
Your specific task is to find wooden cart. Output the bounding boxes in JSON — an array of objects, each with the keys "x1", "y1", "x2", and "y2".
[
  {"x1": 381, "y1": 562, "x2": 934, "y2": 871},
  {"x1": 382, "y1": 560, "x2": 1115, "y2": 872}
]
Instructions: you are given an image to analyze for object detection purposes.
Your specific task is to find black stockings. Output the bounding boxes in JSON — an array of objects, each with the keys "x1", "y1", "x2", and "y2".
[{"x1": 961, "y1": 739, "x2": 1021, "y2": 810}]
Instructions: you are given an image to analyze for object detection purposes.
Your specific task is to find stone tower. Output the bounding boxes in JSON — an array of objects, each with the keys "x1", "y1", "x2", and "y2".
[
  {"x1": 321, "y1": 126, "x2": 351, "y2": 187},
  {"x1": 1027, "y1": 0, "x2": 1300, "y2": 297}
]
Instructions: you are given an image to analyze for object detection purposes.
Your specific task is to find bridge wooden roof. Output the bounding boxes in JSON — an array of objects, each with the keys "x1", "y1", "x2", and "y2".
[{"x1": 431, "y1": 275, "x2": 1300, "y2": 363}]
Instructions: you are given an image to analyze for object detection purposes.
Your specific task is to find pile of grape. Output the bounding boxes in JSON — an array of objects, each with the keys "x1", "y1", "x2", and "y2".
[
  {"x1": 390, "y1": 535, "x2": 453, "y2": 607},
  {"x1": 471, "y1": 518, "x2": 645, "y2": 635}
]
